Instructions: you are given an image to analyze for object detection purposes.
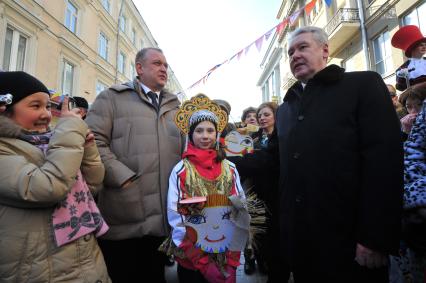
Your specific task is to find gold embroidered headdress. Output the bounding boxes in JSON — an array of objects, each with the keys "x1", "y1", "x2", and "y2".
[{"x1": 175, "y1": 93, "x2": 228, "y2": 150}]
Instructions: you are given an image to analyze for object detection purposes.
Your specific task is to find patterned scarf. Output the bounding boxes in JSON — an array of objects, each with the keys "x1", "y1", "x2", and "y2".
[{"x1": 19, "y1": 131, "x2": 108, "y2": 247}]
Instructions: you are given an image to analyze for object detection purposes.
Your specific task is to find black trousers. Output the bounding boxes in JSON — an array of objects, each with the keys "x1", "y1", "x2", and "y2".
[{"x1": 98, "y1": 236, "x2": 167, "y2": 283}]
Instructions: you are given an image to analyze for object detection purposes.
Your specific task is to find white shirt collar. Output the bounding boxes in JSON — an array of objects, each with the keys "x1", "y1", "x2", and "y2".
[{"x1": 140, "y1": 83, "x2": 160, "y2": 98}]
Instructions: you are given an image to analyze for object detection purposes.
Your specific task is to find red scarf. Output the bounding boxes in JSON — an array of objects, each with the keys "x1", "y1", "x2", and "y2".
[{"x1": 182, "y1": 143, "x2": 221, "y2": 179}]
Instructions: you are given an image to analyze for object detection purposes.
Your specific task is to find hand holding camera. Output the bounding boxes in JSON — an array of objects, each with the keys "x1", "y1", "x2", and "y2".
[{"x1": 60, "y1": 96, "x2": 82, "y2": 119}]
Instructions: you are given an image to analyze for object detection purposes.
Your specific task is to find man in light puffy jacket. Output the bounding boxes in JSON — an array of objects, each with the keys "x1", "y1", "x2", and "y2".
[{"x1": 86, "y1": 47, "x2": 183, "y2": 283}]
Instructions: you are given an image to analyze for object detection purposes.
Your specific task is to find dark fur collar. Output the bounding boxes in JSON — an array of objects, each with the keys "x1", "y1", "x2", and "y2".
[{"x1": 284, "y1": 64, "x2": 345, "y2": 101}]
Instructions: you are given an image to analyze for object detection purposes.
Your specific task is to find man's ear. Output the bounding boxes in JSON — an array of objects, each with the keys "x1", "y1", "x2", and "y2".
[{"x1": 323, "y1": 43, "x2": 329, "y2": 60}]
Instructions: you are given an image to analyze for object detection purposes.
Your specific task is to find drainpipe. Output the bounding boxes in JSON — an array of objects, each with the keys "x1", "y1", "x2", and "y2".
[
  {"x1": 115, "y1": 0, "x2": 125, "y2": 84},
  {"x1": 356, "y1": 0, "x2": 370, "y2": 69}
]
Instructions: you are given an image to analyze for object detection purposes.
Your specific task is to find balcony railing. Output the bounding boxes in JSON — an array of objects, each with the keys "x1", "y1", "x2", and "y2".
[{"x1": 324, "y1": 8, "x2": 360, "y2": 36}]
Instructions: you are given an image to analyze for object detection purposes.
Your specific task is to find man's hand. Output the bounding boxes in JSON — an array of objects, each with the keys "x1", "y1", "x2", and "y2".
[{"x1": 355, "y1": 243, "x2": 388, "y2": 269}]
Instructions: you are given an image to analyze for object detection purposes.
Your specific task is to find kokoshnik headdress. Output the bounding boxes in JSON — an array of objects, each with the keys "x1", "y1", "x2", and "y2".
[{"x1": 175, "y1": 93, "x2": 228, "y2": 151}]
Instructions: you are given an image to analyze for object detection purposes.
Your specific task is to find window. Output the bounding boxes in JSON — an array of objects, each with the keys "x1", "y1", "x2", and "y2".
[
  {"x1": 140, "y1": 39, "x2": 144, "y2": 50},
  {"x1": 65, "y1": 1, "x2": 78, "y2": 33},
  {"x1": 96, "y1": 81, "x2": 108, "y2": 95},
  {"x1": 2, "y1": 26, "x2": 27, "y2": 71},
  {"x1": 402, "y1": 2, "x2": 426, "y2": 33},
  {"x1": 130, "y1": 62, "x2": 136, "y2": 79},
  {"x1": 343, "y1": 55, "x2": 356, "y2": 72},
  {"x1": 118, "y1": 51, "x2": 126, "y2": 74},
  {"x1": 373, "y1": 31, "x2": 392, "y2": 75},
  {"x1": 62, "y1": 60, "x2": 74, "y2": 96},
  {"x1": 98, "y1": 32, "x2": 108, "y2": 61},
  {"x1": 119, "y1": 14, "x2": 126, "y2": 33},
  {"x1": 101, "y1": 0, "x2": 110, "y2": 13},
  {"x1": 131, "y1": 28, "x2": 136, "y2": 45}
]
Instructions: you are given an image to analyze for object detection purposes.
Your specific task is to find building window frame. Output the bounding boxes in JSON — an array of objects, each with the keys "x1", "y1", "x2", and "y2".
[
  {"x1": 61, "y1": 59, "x2": 75, "y2": 96},
  {"x1": 372, "y1": 30, "x2": 392, "y2": 76},
  {"x1": 65, "y1": 0, "x2": 78, "y2": 34},
  {"x1": 402, "y1": 1, "x2": 426, "y2": 34},
  {"x1": 118, "y1": 51, "x2": 126, "y2": 74},
  {"x1": 2, "y1": 25, "x2": 28, "y2": 72},
  {"x1": 96, "y1": 80, "x2": 108, "y2": 95},
  {"x1": 98, "y1": 32, "x2": 109, "y2": 61},
  {"x1": 101, "y1": 0, "x2": 110, "y2": 13},
  {"x1": 119, "y1": 14, "x2": 127, "y2": 33},
  {"x1": 131, "y1": 28, "x2": 136, "y2": 45}
]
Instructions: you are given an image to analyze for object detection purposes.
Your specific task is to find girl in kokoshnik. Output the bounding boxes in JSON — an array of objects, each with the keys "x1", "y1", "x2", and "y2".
[
  {"x1": 0, "y1": 71, "x2": 110, "y2": 282},
  {"x1": 392, "y1": 25, "x2": 426, "y2": 91},
  {"x1": 164, "y1": 94, "x2": 250, "y2": 283}
]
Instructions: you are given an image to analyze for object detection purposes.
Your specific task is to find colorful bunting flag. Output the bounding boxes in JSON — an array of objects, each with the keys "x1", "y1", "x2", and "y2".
[
  {"x1": 186, "y1": 0, "x2": 322, "y2": 93},
  {"x1": 289, "y1": 8, "x2": 303, "y2": 26},
  {"x1": 324, "y1": 0, "x2": 332, "y2": 7},
  {"x1": 255, "y1": 35, "x2": 264, "y2": 52},
  {"x1": 305, "y1": 0, "x2": 317, "y2": 15}
]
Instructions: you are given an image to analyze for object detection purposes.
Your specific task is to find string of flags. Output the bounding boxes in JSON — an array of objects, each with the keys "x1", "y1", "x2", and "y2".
[{"x1": 179, "y1": 0, "x2": 333, "y2": 96}]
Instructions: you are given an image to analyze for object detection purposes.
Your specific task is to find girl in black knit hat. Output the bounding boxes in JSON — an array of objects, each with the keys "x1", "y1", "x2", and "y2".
[{"x1": 0, "y1": 71, "x2": 111, "y2": 282}]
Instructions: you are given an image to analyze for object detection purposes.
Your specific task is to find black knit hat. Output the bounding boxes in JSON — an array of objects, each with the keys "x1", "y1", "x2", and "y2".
[
  {"x1": 73, "y1": 96, "x2": 89, "y2": 109},
  {"x1": 0, "y1": 71, "x2": 49, "y2": 108}
]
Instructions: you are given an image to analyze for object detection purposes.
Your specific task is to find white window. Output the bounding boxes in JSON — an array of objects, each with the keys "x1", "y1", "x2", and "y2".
[
  {"x1": 130, "y1": 62, "x2": 136, "y2": 79},
  {"x1": 101, "y1": 0, "x2": 110, "y2": 13},
  {"x1": 343, "y1": 55, "x2": 356, "y2": 72},
  {"x1": 140, "y1": 39, "x2": 144, "y2": 50},
  {"x1": 65, "y1": 1, "x2": 78, "y2": 33},
  {"x1": 118, "y1": 51, "x2": 126, "y2": 74},
  {"x1": 96, "y1": 81, "x2": 108, "y2": 95},
  {"x1": 119, "y1": 14, "x2": 126, "y2": 33},
  {"x1": 131, "y1": 28, "x2": 136, "y2": 45},
  {"x1": 373, "y1": 31, "x2": 393, "y2": 75},
  {"x1": 403, "y1": 2, "x2": 426, "y2": 34},
  {"x1": 98, "y1": 32, "x2": 108, "y2": 61},
  {"x1": 62, "y1": 60, "x2": 75, "y2": 96},
  {"x1": 2, "y1": 26, "x2": 27, "y2": 71}
]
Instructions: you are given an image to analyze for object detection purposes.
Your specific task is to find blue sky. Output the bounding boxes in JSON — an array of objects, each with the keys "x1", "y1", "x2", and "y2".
[{"x1": 134, "y1": 0, "x2": 282, "y2": 121}]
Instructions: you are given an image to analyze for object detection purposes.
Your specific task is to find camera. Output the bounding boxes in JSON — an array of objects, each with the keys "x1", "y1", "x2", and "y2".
[
  {"x1": 56, "y1": 96, "x2": 77, "y2": 110},
  {"x1": 0, "y1": 93, "x2": 13, "y2": 105}
]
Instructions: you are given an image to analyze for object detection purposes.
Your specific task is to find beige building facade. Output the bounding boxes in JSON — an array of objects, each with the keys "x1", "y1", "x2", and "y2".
[
  {"x1": 0, "y1": 0, "x2": 184, "y2": 104},
  {"x1": 258, "y1": 0, "x2": 426, "y2": 102}
]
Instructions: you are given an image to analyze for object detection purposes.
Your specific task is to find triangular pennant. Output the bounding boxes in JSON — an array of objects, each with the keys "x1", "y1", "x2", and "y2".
[
  {"x1": 276, "y1": 18, "x2": 289, "y2": 35},
  {"x1": 324, "y1": 0, "x2": 332, "y2": 7},
  {"x1": 289, "y1": 8, "x2": 303, "y2": 26},
  {"x1": 244, "y1": 44, "x2": 252, "y2": 55},
  {"x1": 265, "y1": 29, "x2": 274, "y2": 41},
  {"x1": 236, "y1": 49, "x2": 244, "y2": 60},
  {"x1": 255, "y1": 35, "x2": 264, "y2": 52},
  {"x1": 305, "y1": 0, "x2": 317, "y2": 15}
]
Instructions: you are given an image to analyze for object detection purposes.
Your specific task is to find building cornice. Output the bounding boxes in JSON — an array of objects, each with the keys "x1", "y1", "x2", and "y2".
[
  {"x1": 58, "y1": 36, "x2": 88, "y2": 61},
  {"x1": 3, "y1": 0, "x2": 47, "y2": 30}
]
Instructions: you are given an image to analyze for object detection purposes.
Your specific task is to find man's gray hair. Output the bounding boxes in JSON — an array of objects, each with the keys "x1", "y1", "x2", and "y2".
[
  {"x1": 135, "y1": 47, "x2": 163, "y2": 64},
  {"x1": 288, "y1": 26, "x2": 329, "y2": 46}
]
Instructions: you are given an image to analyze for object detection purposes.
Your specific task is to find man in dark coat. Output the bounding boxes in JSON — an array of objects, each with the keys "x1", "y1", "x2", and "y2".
[{"x1": 277, "y1": 26, "x2": 403, "y2": 282}]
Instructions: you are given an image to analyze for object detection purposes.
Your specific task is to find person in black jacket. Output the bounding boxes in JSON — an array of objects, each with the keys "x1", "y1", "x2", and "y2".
[{"x1": 275, "y1": 26, "x2": 403, "y2": 282}]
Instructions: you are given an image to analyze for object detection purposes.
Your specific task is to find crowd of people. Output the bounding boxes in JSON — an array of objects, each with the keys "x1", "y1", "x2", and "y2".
[{"x1": 0, "y1": 25, "x2": 425, "y2": 283}]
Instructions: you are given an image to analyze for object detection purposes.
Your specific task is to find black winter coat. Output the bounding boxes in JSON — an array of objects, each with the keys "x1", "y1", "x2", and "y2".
[{"x1": 276, "y1": 65, "x2": 404, "y2": 278}]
